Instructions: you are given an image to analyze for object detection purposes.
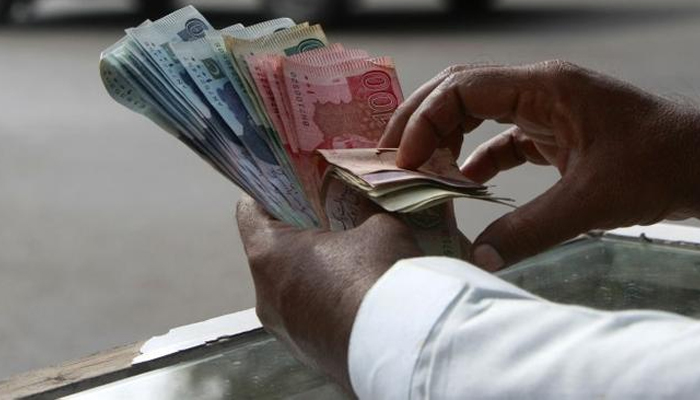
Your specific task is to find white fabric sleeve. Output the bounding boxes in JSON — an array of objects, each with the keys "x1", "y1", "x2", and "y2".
[{"x1": 348, "y1": 256, "x2": 700, "y2": 400}]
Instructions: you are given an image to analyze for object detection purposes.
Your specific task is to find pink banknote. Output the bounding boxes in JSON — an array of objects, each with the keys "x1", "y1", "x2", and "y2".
[{"x1": 283, "y1": 56, "x2": 404, "y2": 154}]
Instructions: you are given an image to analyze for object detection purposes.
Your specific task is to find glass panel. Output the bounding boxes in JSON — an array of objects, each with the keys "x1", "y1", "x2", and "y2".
[
  {"x1": 66, "y1": 236, "x2": 700, "y2": 399},
  {"x1": 498, "y1": 237, "x2": 700, "y2": 318},
  {"x1": 64, "y1": 331, "x2": 349, "y2": 400}
]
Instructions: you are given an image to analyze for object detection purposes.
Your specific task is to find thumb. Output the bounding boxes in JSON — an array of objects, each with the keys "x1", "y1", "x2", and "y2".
[{"x1": 471, "y1": 178, "x2": 598, "y2": 271}]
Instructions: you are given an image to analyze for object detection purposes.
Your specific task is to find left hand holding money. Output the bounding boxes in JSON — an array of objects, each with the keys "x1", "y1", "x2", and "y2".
[{"x1": 236, "y1": 195, "x2": 423, "y2": 392}]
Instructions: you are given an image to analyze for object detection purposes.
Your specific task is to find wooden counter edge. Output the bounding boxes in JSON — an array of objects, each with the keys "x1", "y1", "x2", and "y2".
[
  {"x1": 0, "y1": 340, "x2": 145, "y2": 400},
  {"x1": 0, "y1": 329, "x2": 266, "y2": 400}
]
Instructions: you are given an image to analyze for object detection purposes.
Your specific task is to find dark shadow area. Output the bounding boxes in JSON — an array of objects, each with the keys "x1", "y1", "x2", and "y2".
[
  {"x1": 1, "y1": 4, "x2": 700, "y2": 35},
  {"x1": 340, "y1": 5, "x2": 700, "y2": 35}
]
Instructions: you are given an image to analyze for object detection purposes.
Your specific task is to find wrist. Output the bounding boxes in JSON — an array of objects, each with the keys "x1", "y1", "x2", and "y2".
[{"x1": 283, "y1": 260, "x2": 380, "y2": 393}]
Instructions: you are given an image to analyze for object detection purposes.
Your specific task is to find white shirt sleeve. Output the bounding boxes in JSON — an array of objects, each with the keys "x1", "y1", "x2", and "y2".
[{"x1": 348, "y1": 256, "x2": 700, "y2": 400}]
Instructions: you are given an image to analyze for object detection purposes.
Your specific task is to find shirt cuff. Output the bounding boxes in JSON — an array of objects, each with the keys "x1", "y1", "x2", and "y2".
[{"x1": 348, "y1": 256, "x2": 510, "y2": 399}]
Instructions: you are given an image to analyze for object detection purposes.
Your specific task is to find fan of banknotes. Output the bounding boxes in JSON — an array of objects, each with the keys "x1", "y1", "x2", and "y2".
[{"x1": 100, "y1": 5, "x2": 507, "y2": 256}]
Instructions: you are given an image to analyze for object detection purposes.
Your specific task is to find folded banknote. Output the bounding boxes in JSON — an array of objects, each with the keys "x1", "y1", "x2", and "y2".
[
  {"x1": 319, "y1": 148, "x2": 512, "y2": 213},
  {"x1": 100, "y1": 6, "x2": 507, "y2": 257}
]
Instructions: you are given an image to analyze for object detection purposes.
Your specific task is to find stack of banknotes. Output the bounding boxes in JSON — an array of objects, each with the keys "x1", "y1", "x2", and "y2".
[{"x1": 100, "y1": 6, "x2": 506, "y2": 256}]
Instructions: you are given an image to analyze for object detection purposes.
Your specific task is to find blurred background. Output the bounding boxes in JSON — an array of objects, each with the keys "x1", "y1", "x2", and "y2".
[{"x1": 1, "y1": 0, "x2": 700, "y2": 380}]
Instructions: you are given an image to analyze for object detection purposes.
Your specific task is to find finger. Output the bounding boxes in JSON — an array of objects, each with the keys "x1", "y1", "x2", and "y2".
[
  {"x1": 445, "y1": 128, "x2": 465, "y2": 159},
  {"x1": 460, "y1": 126, "x2": 549, "y2": 184},
  {"x1": 379, "y1": 69, "x2": 454, "y2": 148},
  {"x1": 471, "y1": 175, "x2": 599, "y2": 271},
  {"x1": 395, "y1": 60, "x2": 580, "y2": 170},
  {"x1": 379, "y1": 64, "x2": 499, "y2": 148},
  {"x1": 396, "y1": 65, "x2": 534, "y2": 169}
]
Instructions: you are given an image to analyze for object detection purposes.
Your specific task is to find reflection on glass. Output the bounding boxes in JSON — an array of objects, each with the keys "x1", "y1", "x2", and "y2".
[
  {"x1": 65, "y1": 331, "x2": 348, "y2": 400},
  {"x1": 499, "y1": 237, "x2": 700, "y2": 318},
  {"x1": 66, "y1": 237, "x2": 700, "y2": 399}
]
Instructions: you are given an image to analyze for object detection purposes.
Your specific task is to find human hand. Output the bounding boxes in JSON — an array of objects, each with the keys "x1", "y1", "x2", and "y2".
[
  {"x1": 236, "y1": 195, "x2": 423, "y2": 391},
  {"x1": 380, "y1": 61, "x2": 700, "y2": 270}
]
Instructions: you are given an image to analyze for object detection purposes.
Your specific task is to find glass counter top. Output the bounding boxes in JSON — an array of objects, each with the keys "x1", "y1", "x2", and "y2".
[
  {"x1": 65, "y1": 235, "x2": 700, "y2": 399},
  {"x1": 499, "y1": 236, "x2": 700, "y2": 317}
]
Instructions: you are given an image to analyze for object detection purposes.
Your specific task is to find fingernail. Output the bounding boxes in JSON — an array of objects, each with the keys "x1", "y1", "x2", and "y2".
[{"x1": 472, "y1": 244, "x2": 504, "y2": 272}]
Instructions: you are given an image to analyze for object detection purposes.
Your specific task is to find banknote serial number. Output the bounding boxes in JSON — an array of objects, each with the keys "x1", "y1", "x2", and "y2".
[{"x1": 289, "y1": 71, "x2": 311, "y2": 128}]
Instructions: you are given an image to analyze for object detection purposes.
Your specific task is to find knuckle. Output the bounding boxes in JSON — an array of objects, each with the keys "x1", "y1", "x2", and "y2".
[
  {"x1": 438, "y1": 68, "x2": 472, "y2": 91},
  {"x1": 455, "y1": 68, "x2": 494, "y2": 93},
  {"x1": 541, "y1": 59, "x2": 578, "y2": 74},
  {"x1": 235, "y1": 195, "x2": 255, "y2": 220},
  {"x1": 537, "y1": 59, "x2": 585, "y2": 84},
  {"x1": 421, "y1": 83, "x2": 458, "y2": 115},
  {"x1": 440, "y1": 71, "x2": 467, "y2": 89},
  {"x1": 531, "y1": 60, "x2": 588, "y2": 108},
  {"x1": 441, "y1": 63, "x2": 496, "y2": 78},
  {"x1": 441, "y1": 64, "x2": 466, "y2": 76}
]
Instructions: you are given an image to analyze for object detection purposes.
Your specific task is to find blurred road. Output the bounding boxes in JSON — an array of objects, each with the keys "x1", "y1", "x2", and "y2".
[{"x1": 1, "y1": 0, "x2": 700, "y2": 379}]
